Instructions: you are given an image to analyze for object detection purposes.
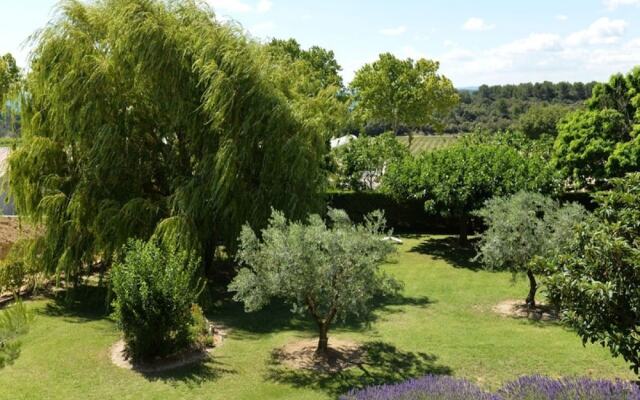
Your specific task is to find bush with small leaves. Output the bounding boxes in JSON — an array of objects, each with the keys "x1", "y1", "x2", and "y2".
[
  {"x1": 0, "y1": 301, "x2": 33, "y2": 369},
  {"x1": 111, "y1": 240, "x2": 203, "y2": 361}
]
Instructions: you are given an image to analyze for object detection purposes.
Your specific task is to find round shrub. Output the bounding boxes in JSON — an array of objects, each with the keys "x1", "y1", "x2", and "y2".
[{"x1": 111, "y1": 239, "x2": 203, "y2": 361}]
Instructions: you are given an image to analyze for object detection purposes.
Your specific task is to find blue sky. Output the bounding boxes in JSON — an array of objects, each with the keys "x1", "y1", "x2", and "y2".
[{"x1": 2, "y1": 0, "x2": 640, "y2": 86}]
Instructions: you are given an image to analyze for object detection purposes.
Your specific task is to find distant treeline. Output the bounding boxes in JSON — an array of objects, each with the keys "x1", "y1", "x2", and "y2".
[{"x1": 443, "y1": 81, "x2": 597, "y2": 133}]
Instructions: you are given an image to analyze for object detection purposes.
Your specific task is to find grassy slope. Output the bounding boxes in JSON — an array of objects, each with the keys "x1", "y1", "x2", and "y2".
[
  {"x1": 397, "y1": 135, "x2": 459, "y2": 154},
  {"x1": 0, "y1": 235, "x2": 634, "y2": 400}
]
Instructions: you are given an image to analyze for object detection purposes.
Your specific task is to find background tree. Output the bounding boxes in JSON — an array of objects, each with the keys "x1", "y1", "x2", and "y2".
[
  {"x1": 545, "y1": 173, "x2": 640, "y2": 375},
  {"x1": 8, "y1": 0, "x2": 327, "y2": 283},
  {"x1": 383, "y1": 140, "x2": 557, "y2": 244},
  {"x1": 333, "y1": 132, "x2": 409, "y2": 191},
  {"x1": 474, "y1": 192, "x2": 587, "y2": 307},
  {"x1": 517, "y1": 103, "x2": 573, "y2": 138},
  {"x1": 552, "y1": 67, "x2": 640, "y2": 187},
  {"x1": 350, "y1": 53, "x2": 458, "y2": 133},
  {"x1": 0, "y1": 53, "x2": 20, "y2": 104},
  {"x1": 229, "y1": 209, "x2": 401, "y2": 354}
]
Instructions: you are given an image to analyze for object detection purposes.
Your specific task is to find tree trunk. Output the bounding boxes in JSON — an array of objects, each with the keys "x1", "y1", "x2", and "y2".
[
  {"x1": 458, "y1": 216, "x2": 469, "y2": 245},
  {"x1": 316, "y1": 322, "x2": 329, "y2": 354},
  {"x1": 526, "y1": 269, "x2": 537, "y2": 308}
]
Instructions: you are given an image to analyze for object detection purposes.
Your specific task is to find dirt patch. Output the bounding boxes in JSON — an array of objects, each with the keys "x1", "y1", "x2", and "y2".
[
  {"x1": 272, "y1": 338, "x2": 363, "y2": 372},
  {"x1": 110, "y1": 324, "x2": 228, "y2": 373},
  {"x1": 493, "y1": 299, "x2": 558, "y2": 321},
  {"x1": 0, "y1": 216, "x2": 34, "y2": 260}
]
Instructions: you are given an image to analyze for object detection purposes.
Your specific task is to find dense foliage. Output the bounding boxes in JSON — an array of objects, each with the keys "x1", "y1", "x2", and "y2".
[
  {"x1": 443, "y1": 81, "x2": 594, "y2": 134},
  {"x1": 229, "y1": 208, "x2": 400, "y2": 353},
  {"x1": 474, "y1": 192, "x2": 587, "y2": 307},
  {"x1": 0, "y1": 53, "x2": 21, "y2": 137},
  {"x1": 332, "y1": 132, "x2": 409, "y2": 191},
  {"x1": 111, "y1": 239, "x2": 203, "y2": 361},
  {"x1": 384, "y1": 140, "x2": 557, "y2": 243},
  {"x1": 553, "y1": 67, "x2": 640, "y2": 187},
  {"x1": 517, "y1": 103, "x2": 574, "y2": 138},
  {"x1": 341, "y1": 374, "x2": 640, "y2": 400},
  {"x1": 350, "y1": 53, "x2": 458, "y2": 132},
  {"x1": 0, "y1": 301, "x2": 33, "y2": 369},
  {"x1": 8, "y1": 0, "x2": 327, "y2": 282},
  {"x1": 546, "y1": 173, "x2": 640, "y2": 374}
]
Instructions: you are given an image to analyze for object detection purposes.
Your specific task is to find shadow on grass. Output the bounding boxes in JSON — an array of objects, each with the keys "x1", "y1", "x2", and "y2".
[
  {"x1": 40, "y1": 285, "x2": 112, "y2": 323},
  {"x1": 410, "y1": 236, "x2": 481, "y2": 271},
  {"x1": 266, "y1": 341, "x2": 452, "y2": 396},
  {"x1": 141, "y1": 356, "x2": 236, "y2": 388},
  {"x1": 210, "y1": 293, "x2": 433, "y2": 340}
]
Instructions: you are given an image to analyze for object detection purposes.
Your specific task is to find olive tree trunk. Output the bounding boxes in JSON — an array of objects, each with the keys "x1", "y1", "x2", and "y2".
[{"x1": 526, "y1": 269, "x2": 538, "y2": 308}]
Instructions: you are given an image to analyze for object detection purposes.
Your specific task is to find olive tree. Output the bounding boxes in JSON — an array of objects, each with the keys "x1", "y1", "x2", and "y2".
[
  {"x1": 546, "y1": 173, "x2": 640, "y2": 374},
  {"x1": 474, "y1": 192, "x2": 587, "y2": 307},
  {"x1": 228, "y1": 209, "x2": 401, "y2": 354}
]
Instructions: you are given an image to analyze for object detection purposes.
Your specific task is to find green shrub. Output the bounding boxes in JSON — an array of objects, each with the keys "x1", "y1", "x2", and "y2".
[
  {"x1": 0, "y1": 301, "x2": 33, "y2": 368},
  {"x1": 111, "y1": 239, "x2": 203, "y2": 361}
]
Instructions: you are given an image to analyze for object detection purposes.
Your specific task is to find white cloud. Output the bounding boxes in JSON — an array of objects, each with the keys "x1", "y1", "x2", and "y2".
[
  {"x1": 495, "y1": 33, "x2": 562, "y2": 55},
  {"x1": 462, "y1": 17, "x2": 495, "y2": 32},
  {"x1": 565, "y1": 17, "x2": 627, "y2": 46},
  {"x1": 380, "y1": 26, "x2": 407, "y2": 36},
  {"x1": 402, "y1": 45, "x2": 426, "y2": 60},
  {"x1": 443, "y1": 40, "x2": 456, "y2": 47},
  {"x1": 208, "y1": 0, "x2": 272, "y2": 13},
  {"x1": 555, "y1": 14, "x2": 568, "y2": 21},
  {"x1": 603, "y1": 0, "x2": 640, "y2": 10}
]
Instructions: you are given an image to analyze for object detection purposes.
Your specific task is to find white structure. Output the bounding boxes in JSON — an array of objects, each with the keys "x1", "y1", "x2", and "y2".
[{"x1": 330, "y1": 134, "x2": 357, "y2": 149}]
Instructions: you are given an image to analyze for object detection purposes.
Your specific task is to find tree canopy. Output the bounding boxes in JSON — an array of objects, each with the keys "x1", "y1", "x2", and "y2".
[
  {"x1": 8, "y1": 0, "x2": 327, "y2": 281},
  {"x1": 546, "y1": 173, "x2": 640, "y2": 374},
  {"x1": 553, "y1": 67, "x2": 640, "y2": 187},
  {"x1": 475, "y1": 192, "x2": 587, "y2": 307},
  {"x1": 229, "y1": 208, "x2": 400, "y2": 353},
  {"x1": 350, "y1": 53, "x2": 458, "y2": 132},
  {"x1": 383, "y1": 139, "x2": 558, "y2": 243}
]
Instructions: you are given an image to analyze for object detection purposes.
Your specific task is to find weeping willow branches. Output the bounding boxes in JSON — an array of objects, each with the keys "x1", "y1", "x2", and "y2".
[{"x1": 8, "y1": 0, "x2": 327, "y2": 282}]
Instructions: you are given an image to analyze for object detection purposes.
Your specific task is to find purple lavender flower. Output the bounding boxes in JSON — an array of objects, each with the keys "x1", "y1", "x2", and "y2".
[
  {"x1": 339, "y1": 375, "x2": 498, "y2": 400},
  {"x1": 499, "y1": 375, "x2": 640, "y2": 400}
]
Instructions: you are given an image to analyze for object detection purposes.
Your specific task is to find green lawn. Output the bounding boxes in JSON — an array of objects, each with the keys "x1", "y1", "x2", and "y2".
[
  {"x1": 397, "y1": 134, "x2": 459, "y2": 154},
  {"x1": 0, "y1": 235, "x2": 634, "y2": 399}
]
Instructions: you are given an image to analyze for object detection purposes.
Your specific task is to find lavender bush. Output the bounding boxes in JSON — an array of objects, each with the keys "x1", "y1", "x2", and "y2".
[
  {"x1": 341, "y1": 375, "x2": 640, "y2": 400},
  {"x1": 340, "y1": 375, "x2": 498, "y2": 400}
]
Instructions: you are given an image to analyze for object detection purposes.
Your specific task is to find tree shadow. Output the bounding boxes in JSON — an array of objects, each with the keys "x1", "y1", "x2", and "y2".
[
  {"x1": 409, "y1": 236, "x2": 482, "y2": 271},
  {"x1": 140, "y1": 356, "x2": 236, "y2": 388},
  {"x1": 266, "y1": 341, "x2": 452, "y2": 396},
  {"x1": 40, "y1": 285, "x2": 112, "y2": 323}
]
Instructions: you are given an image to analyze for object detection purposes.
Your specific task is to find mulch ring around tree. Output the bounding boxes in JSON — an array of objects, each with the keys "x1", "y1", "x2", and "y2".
[
  {"x1": 110, "y1": 323, "x2": 228, "y2": 373},
  {"x1": 271, "y1": 338, "x2": 364, "y2": 373},
  {"x1": 492, "y1": 299, "x2": 558, "y2": 321}
]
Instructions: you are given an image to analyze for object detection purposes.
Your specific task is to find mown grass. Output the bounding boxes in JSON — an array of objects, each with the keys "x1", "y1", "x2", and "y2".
[
  {"x1": 0, "y1": 235, "x2": 634, "y2": 399},
  {"x1": 397, "y1": 134, "x2": 459, "y2": 154}
]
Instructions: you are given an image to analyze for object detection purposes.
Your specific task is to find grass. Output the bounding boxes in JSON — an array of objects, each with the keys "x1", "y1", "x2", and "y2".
[
  {"x1": 397, "y1": 134, "x2": 459, "y2": 154},
  {"x1": 0, "y1": 235, "x2": 634, "y2": 399}
]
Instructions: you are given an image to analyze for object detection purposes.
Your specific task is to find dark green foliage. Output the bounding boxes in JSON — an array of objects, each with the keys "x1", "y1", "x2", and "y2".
[
  {"x1": 8, "y1": 0, "x2": 326, "y2": 282},
  {"x1": 552, "y1": 67, "x2": 640, "y2": 186},
  {"x1": 111, "y1": 239, "x2": 203, "y2": 361},
  {"x1": 384, "y1": 141, "x2": 558, "y2": 243},
  {"x1": 545, "y1": 173, "x2": 640, "y2": 374},
  {"x1": 444, "y1": 81, "x2": 595, "y2": 134},
  {"x1": 229, "y1": 208, "x2": 400, "y2": 353},
  {"x1": 517, "y1": 103, "x2": 573, "y2": 138},
  {"x1": 332, "y1": 132, "x2": 409, "y2": 191}
]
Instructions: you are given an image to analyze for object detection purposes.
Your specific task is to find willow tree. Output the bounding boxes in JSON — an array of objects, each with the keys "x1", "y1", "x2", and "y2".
[{"x1": 8, "y1": 0, "x2": 326, "y2": 282}]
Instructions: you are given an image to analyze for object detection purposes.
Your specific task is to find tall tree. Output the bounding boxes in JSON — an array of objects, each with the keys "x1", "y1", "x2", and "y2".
[
  {"x1": 8, "y1": 0, "x2": 326, "y2": 282},
  {"x1": 350, "y1": 53, "x2": 458, "y2": 132},
  {"x1": 0, "y1": 53, "x2": 20, "y2": 104}
]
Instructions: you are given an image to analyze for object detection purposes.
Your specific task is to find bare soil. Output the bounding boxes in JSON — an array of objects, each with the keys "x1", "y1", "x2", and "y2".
[
  {"x1": 493, "y1": 299, "x2": 558, "y2": 321},
  {"x1": 110, "y1": 324, "x2": 228, "y2": 373},
  {"x1": 272, "y1": 338, "x2": 363, "y2": 372}
]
